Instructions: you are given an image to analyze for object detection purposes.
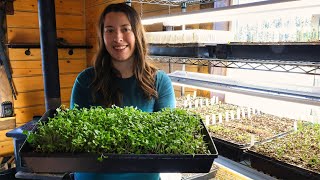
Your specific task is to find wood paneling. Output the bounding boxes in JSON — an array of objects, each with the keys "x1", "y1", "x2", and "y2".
[
  {"x1": 14, "y1": 88, "x2": 72, "y2": 108},
  {"x1": 7, "y1": 11, "x2": 84, "y2": 29},
  {"x1": 85, "y1": 0, "x2": 121, "y2": 8},
  {"x1": 15, "y1": 106, "x2": 45, "y2": 124},
  {"x1": 2, "y1": 0, "x2": 87, "y2": 154},
  {"x1": 11, "y1": 60, "x2": 86, "y2": 77},
  {"x1": 0, "y1": 141, "x2": 14, "y2": 156},
  {"x1": 0, "y1": 66, "x2": 12, "y2": 103},
  {"x1": 0, "y1": 129, "x2": 12, "y2": 142},
  {"x1": 15, "y1": 101, "x2": 70, "y2": 125},
  {"x1": 13, "y1": 74, "x2": 77, "y2": 93},
  {"x1": 8, "y1": 28, "x2": 86, "y2": 44},
  {"x1": 13, "y1": 0, "x2": 84, "y2": 15},
  {"x1": 9, "y1": 49, "x2": 86, "y2": 60},
  {"x1": 0, "y1": 117, "x2": 15, "y2": 131}
]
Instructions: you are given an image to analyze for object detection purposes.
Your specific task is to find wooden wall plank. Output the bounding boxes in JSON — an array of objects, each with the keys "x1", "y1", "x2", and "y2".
[
  {"x1": 13, "y1": 0, "x2": 84, "y2": 15},
  {"x1": 0, "y1": 141, "x2": 14, "y2": 156},
  {"x1": 8, "y1": 28, "x2": 86, "y2": 44},
  {"x1": 85, "y1": 0, "x2": 121, "y2": 8},
  {"x1": 15, "y1": 106, "x2": 45, "y2": 124},
  {"x1": 13, "y1": 74, "x2": 77, "y2": 93},
  {"x1": 0, "y1": 129, "x2": 12, "y2": 142},
  {"x1": 9, "y1": 49, "x2": 86, "y2": 60},
  {"x1": 11, "y1": 69, "x2": 43, "y2": 77},
  {"x1": 11, "y1": 60, "x2": 86, "y2": 77},
  {"x1": 7, "y1": 11, "x2": 84, "y2": 29},
  {"x1": 14, "y1": 88, "x2": 72, "y2": 108},
  {"x1": 15, "y1": 101, "x2": 70, "y2": 125},
  {"x1": 0, "y1": 117, "x2": 15, "y2": 131}
]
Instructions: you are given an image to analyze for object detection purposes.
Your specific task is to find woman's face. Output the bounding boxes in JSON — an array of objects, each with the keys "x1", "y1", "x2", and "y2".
[{"x1": 103, "y1": 12, "x2": 136, "y2": 63}]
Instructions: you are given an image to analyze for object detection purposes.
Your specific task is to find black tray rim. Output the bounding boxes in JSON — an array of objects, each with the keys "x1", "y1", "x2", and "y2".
[
  {"x1": 211, "y1": 136, "x2": 249, "y2": 149},
  {"x1": 210, "y1": 126, "x2": 294, "y2": 149},
  {"x1": 246, "y1": 149, "x2": 320, "y2": 178},
  {"x1": 19, "y1": 109, "x2": 218, "y2": 173}
]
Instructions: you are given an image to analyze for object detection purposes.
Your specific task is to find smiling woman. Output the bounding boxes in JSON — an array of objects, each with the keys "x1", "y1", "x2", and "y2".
[
  {"x1": 103, "y1": 12, "x2": 136, "y2": 68},
  {"x1": 70, "y1": 3, "x2": 175, "y2": 180}
]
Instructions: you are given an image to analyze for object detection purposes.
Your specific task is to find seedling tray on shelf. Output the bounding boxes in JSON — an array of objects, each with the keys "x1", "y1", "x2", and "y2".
[
  {"x1": 19, "y1": 109, "x2": 218, "y2": 173},
  {"x1": 211, "y1": 137, "x2": 248, "y2": 162},
  {"x1": 247, "y1": 150, "x2": 320, "y2": 180}
]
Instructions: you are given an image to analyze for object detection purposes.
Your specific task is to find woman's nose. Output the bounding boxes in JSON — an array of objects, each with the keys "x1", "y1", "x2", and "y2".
[{"x1": 113, "y1": 31, "x2": 123, "y2": 42}]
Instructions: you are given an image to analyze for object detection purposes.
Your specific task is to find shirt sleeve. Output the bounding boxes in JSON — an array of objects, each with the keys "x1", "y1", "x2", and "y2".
[
  {"x1": 154, "y1": 70, "x2": 176, "y2": 111},
  {"x1": 70, "y1": 68, "x2": 94, "y2": 109}
]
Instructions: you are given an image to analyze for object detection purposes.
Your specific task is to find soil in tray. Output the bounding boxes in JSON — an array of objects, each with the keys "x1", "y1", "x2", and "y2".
[
  {"x1": 250, "y1": 122, "x2": 320, "y2": 177},
  {"x1": 207, "y1": 113, "x2": 294, "y2": 146}
]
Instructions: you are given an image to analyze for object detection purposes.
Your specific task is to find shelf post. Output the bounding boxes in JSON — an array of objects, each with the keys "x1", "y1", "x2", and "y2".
[{"x1": 38, "y1": 0, "x2": 61, "y2": 111}]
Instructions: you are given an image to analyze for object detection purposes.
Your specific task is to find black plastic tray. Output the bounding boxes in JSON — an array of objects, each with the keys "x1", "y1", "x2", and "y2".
[
  {"x1": 211, "y1": 137, "x2": 247, "y2": 162},
  {"x1": 247, "y1": 150, "x2": 320, "y2": 180},
  {"x1": 19, "y1": 109, "x2": 218, "y2": 173},
  {"x1": 149, "y1": 45, "x2": 210, "y2": 58}
]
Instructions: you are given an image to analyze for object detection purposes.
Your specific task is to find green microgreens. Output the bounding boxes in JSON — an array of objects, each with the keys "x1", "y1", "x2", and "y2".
[{"x1": 26, "y1": 106, "x2": 210, "y2": 156}]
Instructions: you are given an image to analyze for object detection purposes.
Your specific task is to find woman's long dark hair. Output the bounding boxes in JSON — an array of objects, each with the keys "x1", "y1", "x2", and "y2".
[{"x1": 91, "y1": 3, "x2": 158, "y2": 107}]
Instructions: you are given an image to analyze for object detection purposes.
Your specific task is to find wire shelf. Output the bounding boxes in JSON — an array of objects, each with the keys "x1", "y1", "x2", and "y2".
[
  {"x1": 132, "y1": 0, "x2": 218, "y2": 6},
  {"x1": 150, "y1": 56, "x2": 320, "y2": 75}
]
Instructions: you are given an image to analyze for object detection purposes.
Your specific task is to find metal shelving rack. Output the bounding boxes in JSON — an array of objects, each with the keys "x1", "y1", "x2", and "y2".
[
  {"x1": 141, "y1": 1, "x2": 320, "y2": 179},
  {"x1": 150, "y1": 56, "x2": 320, "y2": 75},
  {"x1": 131, "y1": 0, "x2": 217, "y2": 6}
]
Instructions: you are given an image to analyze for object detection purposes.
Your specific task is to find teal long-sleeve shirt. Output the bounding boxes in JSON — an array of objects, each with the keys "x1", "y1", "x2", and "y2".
[{"x1": 70, "y1": 67, "x2": 176, "y2": 180}]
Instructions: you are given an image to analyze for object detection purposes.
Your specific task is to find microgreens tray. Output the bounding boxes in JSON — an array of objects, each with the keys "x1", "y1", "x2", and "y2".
[{"x1": 19, "y1": 109, "x2": 218, "y2": 173}]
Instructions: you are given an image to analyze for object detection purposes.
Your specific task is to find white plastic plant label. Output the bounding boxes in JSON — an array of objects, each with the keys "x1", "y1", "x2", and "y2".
[
  {"x1": 187, "y1": 94, "x2": 190, "y2": 101},
  {"x1": 250, "y1": 134, "x2": 255, "y2": 146},
  {"x1": 205, "y1": 115, "x2": 210, "y2": 126},
  {"x1": 230, "y1": 111, "x2": 235, "y2": 120},
  {"x1": 242, "y1": 108, "x2": 246, "y2": 118},
  {"x1": 184, "y1": 100, "x2": 188, "y2": 108},
  {"x1": 215, "y1": 96, "x2": 219, "y2": 104},
  {"x1": 194, "y1": 99, "x2": 199, "y2": 108},
  {"x1": 247, "y1": 108, "x2": 251, "y2": 118},
  {"x1": 210, "y1": 97, "x2": 215, "y2": 105},
  {"x1": 225, "y1": 111, "x2": 229, "y2": 122},
  {"x1": 219, "y1": 113, "x2": 223, "y2": 123},
  {"x1": 237, "y1": 108, "x2": 241, "y2": 120},
  {"x1": 212, "y1": 114, "x2": 216, "y2": 124},
  {"x1": 189, "y1": 101, "x2": 192, "y2": 109}
]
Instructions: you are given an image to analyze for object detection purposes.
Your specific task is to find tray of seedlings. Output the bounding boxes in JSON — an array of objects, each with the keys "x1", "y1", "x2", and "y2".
[
  {"x1": 19, "y1": 106, "x2": 218, "y2": 173},
  {"x1": 177, "y1": 95, "x2": 295, "y2": 162},
  {"x1": 176, "y1": 95, "x2": 247, "y2": 161},
  {"x1": 247, "y1": 121, "x2": 320, "y2": 180},
  {"x1": 207, "y1": 113, "x2": 295, "y2": 162}
]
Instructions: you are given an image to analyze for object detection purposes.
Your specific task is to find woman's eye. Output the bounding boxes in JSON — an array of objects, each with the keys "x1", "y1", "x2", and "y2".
[
  {"x1": 123, "y1": 28, "x2": 132, "y2": 32},
  {"x1": 105, "y1": 29, "x2": 113, "y2": 33}
]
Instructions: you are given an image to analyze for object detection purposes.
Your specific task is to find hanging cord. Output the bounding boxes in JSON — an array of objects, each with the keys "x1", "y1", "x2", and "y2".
[{"x1": 0, "y1": 2, "x2": 17, "y2": 100}]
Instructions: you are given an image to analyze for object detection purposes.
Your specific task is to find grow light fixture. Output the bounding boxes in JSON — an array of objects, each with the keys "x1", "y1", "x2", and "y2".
[{"x1": 141, "y1": 0, "x2": 320, "y2": 26}]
